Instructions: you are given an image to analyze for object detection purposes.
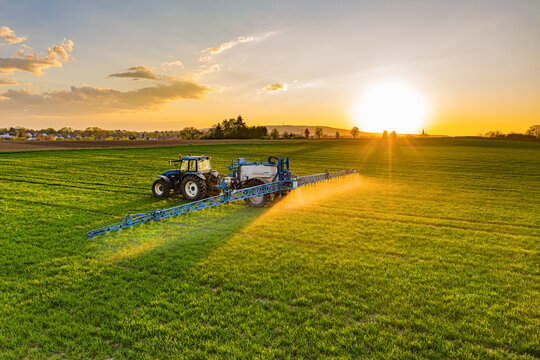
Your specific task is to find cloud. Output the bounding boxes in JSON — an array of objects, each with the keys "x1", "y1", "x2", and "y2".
[
  {"x1": 109, "y1": 66, "x2": 163, "y2": 80},
  {"x1": 0, "y1": 39, "x2": 74, "y2": 75},
  {"x1": 265, "y1": 83, "x2": 287, "y2": 92},
  {"x1": 162, "y1": 60, "x2": 184, "y2": 68},
  {"x1": 199, "y1": 32, "x2": 276, "y2": 63},
  {"x1": 204, "y1": 36, "x2": 258, "y2": 56},
  {"x1": 193, "y1": 63, "x2": 222, "y2": 78},
  {"x1": 0, "y1": 77, "x2": 17, "y2": 86},
  {"x1": 0, "y1": 79, "x2": 209, "y2": 114},
  {"x1": 0, "y1": 26, "x2": 26, "y2": 45}
]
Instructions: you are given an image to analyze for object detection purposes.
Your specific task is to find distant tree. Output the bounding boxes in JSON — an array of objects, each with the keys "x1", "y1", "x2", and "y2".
[
  {"x1": 315, "y1": 127, "x2": 323, "y2": 139},
  {"x1": 180, "y1": 127, "x2": 203, "y2": 140},
  {"x1": 525, "y1": 125, "x2": 540, "y2": 139},
  {"x1": 390, "y1": 130, "x2": 397, "y2": 141},
  {"x1": 304, "y1": 128, "x2": 310, "y2": 139},
  {"x1": 270, "y1": 128, "x2": 280, "y2": 139},
  {"x1": 59, "y1": 127, "x2": 72, "y2": 137},
  {"x1": 335, "y1": 131, "x2": 340, "y2": 139},
  {"x1": 382, "y1": 130, "x2": 388, "y2": 140},
  {"x1": 282, "y1": 131, "x2": 289, "y2": 139},
  {"x1": 213, "y1": 123, "x2": 224, "y2": 139},
  {"x1": 485, "y1": 131, "x2": 505, "y2": 139},
  {"x1": 235, "y1": 115, "x2": 245, "y2": 126},
  {"x1": 221, "y1": 118, "x2": 233, "y2": 134},
  {"x1": 351, "y1": 126, "x2": 359, "y2": 138}
]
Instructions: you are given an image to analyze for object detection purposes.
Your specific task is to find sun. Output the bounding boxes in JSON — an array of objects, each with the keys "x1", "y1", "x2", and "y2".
[{"x1": 355, "y1": 81, "x2": 429, "y2": 134}]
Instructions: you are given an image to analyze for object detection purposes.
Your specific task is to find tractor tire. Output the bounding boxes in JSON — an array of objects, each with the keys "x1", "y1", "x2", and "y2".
[
  {"x1": 152, "y1": 178, "x2": 171, "y2": 198},
  {"x1": 243, "y1": 179, "x2": 272, "y2": 208},
  {"x1": 180, "y1": 175, "x2": 207, "y2": 201}
]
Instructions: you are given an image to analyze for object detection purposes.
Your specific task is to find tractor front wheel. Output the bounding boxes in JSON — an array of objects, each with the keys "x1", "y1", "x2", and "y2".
[
  {"x1": 152, "y1": 178, "x2": 171, "y2": 198},
  {"x1": 180, "y1": 175, "x2": 207, "y2": 201}
]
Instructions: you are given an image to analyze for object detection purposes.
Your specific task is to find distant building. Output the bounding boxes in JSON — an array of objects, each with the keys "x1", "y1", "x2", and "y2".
[{"x1": 507, "y1": 133, "x2": 534, "y2": 140}]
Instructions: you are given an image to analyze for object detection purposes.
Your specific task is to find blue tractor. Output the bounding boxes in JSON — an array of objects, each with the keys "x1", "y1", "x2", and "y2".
[{"x1": 152, "y1": 155, "x2": 221, "y2": 200}]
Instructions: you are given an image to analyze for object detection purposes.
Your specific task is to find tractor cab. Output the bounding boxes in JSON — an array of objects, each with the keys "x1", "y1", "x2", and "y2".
[
  {"x1": 175, "y1": 156, "x2": 212, "y2": 174},
  {"x1": 152, "y1": 154, "x2": 221, "y2": 200}
]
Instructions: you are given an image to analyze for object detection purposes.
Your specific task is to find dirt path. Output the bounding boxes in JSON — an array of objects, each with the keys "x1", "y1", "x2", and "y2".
[{"x1": 0, "y1": 139, "x2": 270, "y2": 152}]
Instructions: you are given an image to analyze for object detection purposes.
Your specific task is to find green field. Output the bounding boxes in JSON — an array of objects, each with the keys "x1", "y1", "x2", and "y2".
[{"x1": 0, "y1": 139, "x2": 538, "y2": 359}]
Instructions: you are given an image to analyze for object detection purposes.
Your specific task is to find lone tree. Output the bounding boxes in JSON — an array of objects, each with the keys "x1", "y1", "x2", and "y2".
[
  {"x1": 270, "y1": 128, "x2": 280, "y2": 139},
  {"x1": 525, "y1": 125, "x2": 540, "y2": 138},
  {"x1": 304, "y1": 128, "x2": 310, "y2": 139},
  {"x1": 351, "y1": 126, "x2": 359, "y2": 138},
  {"x1": 390, "y1": 130, "x2": 397, "y2": 141},
  {"x1": 382, "y1": 130, "x2": 388, "y2": 140},
  {"x1": 335, "y1": 131, "x2": 340, "y2": 139},
  {"x1": 315, "y1": 127, "x2": 323, "y2": 139}
]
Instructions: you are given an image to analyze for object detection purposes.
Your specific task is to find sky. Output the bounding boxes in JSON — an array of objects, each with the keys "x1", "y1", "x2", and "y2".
[{"x1": 0, "y1": 0, "x2": 538, "y2": 135}]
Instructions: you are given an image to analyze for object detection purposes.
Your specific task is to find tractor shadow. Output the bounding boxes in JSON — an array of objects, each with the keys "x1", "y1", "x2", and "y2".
[{"x1": 90, "y1": 201, "x2": 264, "y2": 270}]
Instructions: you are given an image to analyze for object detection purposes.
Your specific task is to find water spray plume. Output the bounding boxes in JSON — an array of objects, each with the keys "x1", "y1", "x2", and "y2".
[{"x1": 264, "y1": 174, "x2": 364, "y2": 214}]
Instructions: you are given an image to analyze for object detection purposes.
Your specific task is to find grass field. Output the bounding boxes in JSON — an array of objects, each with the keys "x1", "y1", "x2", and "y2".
[{"x1": 0, "y1": 139, "x2": 538, "y2": 359}]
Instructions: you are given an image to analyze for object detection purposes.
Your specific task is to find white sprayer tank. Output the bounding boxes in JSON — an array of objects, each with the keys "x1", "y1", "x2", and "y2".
[{"x1": 239, "y1": 164, "x2": 278, "y2": 183}]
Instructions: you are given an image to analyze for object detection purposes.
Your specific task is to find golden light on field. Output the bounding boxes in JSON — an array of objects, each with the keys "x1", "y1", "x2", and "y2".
[{"x1": 355, "y1": 81, "x2": 429, "y2": 134}]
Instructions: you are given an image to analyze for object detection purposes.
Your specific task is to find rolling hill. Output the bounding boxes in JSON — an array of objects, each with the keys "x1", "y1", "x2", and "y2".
[{"x1": 264, "y1": 125, "x2": 377, "y2": 138}]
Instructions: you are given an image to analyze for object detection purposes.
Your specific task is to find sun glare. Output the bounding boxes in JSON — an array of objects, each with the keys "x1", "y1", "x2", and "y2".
[{"x1": 355, "y1": 81, "x2": 429, "y2": 134}]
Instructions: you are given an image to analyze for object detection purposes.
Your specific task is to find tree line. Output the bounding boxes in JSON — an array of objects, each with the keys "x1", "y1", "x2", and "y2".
[
  {"x1": 3, "y1": 121, "x2": 538, "y2": 141},
  {"x1": 484, "y1": 125, "x2": 540, "y2": 140},
  {"x1": 206, "y1": 116, "x2": 268, "y2": 139},
  {"x1": 0, "y1": 117, "x2": 365, "y2": 141}
]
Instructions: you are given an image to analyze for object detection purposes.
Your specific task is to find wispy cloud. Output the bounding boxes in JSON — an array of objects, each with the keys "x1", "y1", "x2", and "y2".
[
  {"x1": 203, "y1": 35, "x2": 258, "y2": 56},
  {"x1": 193, "y1": 63, "x2": 222, "y2": 79},
  {"x1": 109, "y1": 66, "x2": 168, "y2": 80},
  {"x1": 0, "y1": 79, "x2": 209, "y2": 114},
  {"x1": 0, "y1": 26, "x2": 26, "y2": 45},
  {"x1": 161, "y1": 60, "x2": 184, "y2": 68},
  {"x1": 265, "y1": 83, "x2": 287, "y2": 92},
  {"x1": 0, "y1": 77, "x2": 17, "y2": 86},
  {"x1": 0, "y1": 39, "x2": 74, "y2": 75},
  {"x1": 199, "y1": 32, "x2": 276, "y2": 63}
]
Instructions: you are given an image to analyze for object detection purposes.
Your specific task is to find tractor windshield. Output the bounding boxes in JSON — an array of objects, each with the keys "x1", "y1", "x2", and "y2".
[
  {"x1": 198, "y1": 158, "x2": 212, "y2": 173},
  {"x1": 180, "y1": 160, "x2": 197, "y2": 172},
  {"x1": 180, "y1": 161, "x2": 189, "y2": 172}
]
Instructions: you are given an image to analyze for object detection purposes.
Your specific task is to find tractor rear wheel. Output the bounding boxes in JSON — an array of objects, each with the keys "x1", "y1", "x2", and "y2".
[
  {"x1": 180, "y1": 175, "x2": 207, "y2": 201},
  {"x1": 152, "y1": 178, "x2": 171, "y2": 198},
  {"x1": 243, "y1": 179, "x2": 271, "y2": 208}
]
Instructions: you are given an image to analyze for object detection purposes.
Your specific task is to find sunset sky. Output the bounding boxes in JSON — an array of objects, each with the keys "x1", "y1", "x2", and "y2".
[{"x1": 0, "y1": 0, "x2": 538, "y2": 135}]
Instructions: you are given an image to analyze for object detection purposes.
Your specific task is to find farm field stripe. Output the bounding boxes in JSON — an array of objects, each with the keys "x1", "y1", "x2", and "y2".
[
  {"x1": 0, "y1": 175, "x2": 146, "y2": 191},
  {"x1": 1, "y1": 196, "x2": 124, "y2": 217},
  {"x1": 233, "y1": 229, "x2": 538, "y2": 274},
  {"x1": 316, "y1": 204, "x2": 540, "y2": 230},
  {"x1": 288, "y1": 206, "x2": 540, "y2": 238},
  {"x1": 0, "y1": 177, "x2": 145, "y2": 195}
]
